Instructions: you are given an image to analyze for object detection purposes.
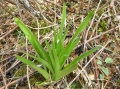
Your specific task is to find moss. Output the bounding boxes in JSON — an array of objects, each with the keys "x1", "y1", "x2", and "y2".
[
  {"x1": 70, "y1": 81, "x2": 82, "y2": 89},
  {"x1": 118, "y1": 78, "x2": 120, "y2": 83},
  {"x1": 29, "y1": 71, "x2": 46, "y2": 86},
  {"x1": 31, "y1": 19, "x2": 37, "y2": 27},
  {"x1": 98, "y1": 20, "x2": 107, "y2": 33},
  {"x1": 15, "y1": 64, "x2": 27, "y2": 76},
  {"x1": 66, "y1": 2, "x2": 71, "y2": 7},
  {"x1": 31, "y1": 19, "x2": 53, "y2": 35},
  {"x1": 14, "y1": 64, "x2": 45, "y2": 85},
  {"x1": 97, "y1": 9, "x2": 104, "y2": 16}
]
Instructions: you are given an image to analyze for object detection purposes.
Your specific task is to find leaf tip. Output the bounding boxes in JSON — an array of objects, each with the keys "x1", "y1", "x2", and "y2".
[{"x1": 14, "y1": 17, "x2": 19, "y2": 22}]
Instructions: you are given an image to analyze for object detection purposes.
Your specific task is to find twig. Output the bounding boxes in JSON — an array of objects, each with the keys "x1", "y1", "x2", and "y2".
[
  {"x1": 84, "y1": 0, "x2": 102, "y2": 49},
  {"x1": 0, "y1": 70, "x2": 36, "y2": 89},
  {"x1": 34, "y1": 0, "x2": 52, "y2": 24},
  {"x1": 0, "y1": 66, "x2": 7, "y2": 89},
  {"x1": 93, "y1": 54, "x2": 100, "y2": 89},
  {"x1": 5, "y1": 0, "x2": 16, "y2": 5},
  {"x1": 0, "y1": 1, "x2": 14, "y2": 17},
  {"x1": 67, "y1": 40, "x2": 112, "y2": 88},
  {"x1": 20, "y1": 0, "x2": 41, "y2": 18},
  {"x1": 43, "y1": 0, "x2": 62, "y2": 7},
  {"x1": 15, "y1": 0, "x2": 23, "y2": 20},
  {"x1": 97, "y1": 0, "x2": 110, "y2": 12},
  {"x1": 86, "y1": 26, "x2": 119, "y2": 44},
  {"x1": 75, "y1": 26, "x2": 119, "y2": 50},
  {"x1": 26, "y1": 24, "x2": 57, "y2": 30},
  {"x1": 26, "y1": 36, "x2": 31, "y2": 89},
  {"x1": 0, "y1": 26, "x2": 18, "y2": 41},
  {"x1": 89, "y1": 10, "x2": 109, "y2": 39}
]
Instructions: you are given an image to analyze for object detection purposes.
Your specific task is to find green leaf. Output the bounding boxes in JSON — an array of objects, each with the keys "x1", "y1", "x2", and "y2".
[
  {"x1": 101, "y1": 66, "x2": 109, "y2": 76},
  {"x1": 53, "y1": 30, "x2": 58, "y2": 48},
  {"x1": 70, "y1": 10, "x2": 94, "y2": 43},
  {"x1": 59, "y1": 10, "x2": 94, "y2": 67},
  {"x1": 56, "y1": 40, "x2": 64, "y2": 56},
  {"x1": 65, "y1": 47, "x2": 100, "y2": 69},
  {"x1": 100, "y1": 74, "x2": 104, "y2": 80},
  {"x1": 15, "y1": 55, "x2": 50, "y2": 80},
  {"x1": 59, "y1": 3, "x2": 66, "y2": 39},
  {"x1": 97, "y1": 60, "x2": 102, "y2": 65},
  {"x1": 45, "y1": 40, "x2": 55, "y2": 70},
  {"x1": 105, "y1": 57, "x2": 113, "y2": 64},
  {"x1": 55, "y1": 3, "x2": 66, "y2": 56},
  {"x1": 14, "y1": 18, "x2": 51, "y2": 63},
  {"x1": 22, "y1": 52, "x2": 54, "y2": 73},
  {"x1": 14, "y1": 4, "x2": 96, "y2": 82},
  {"x1": 117, "y1": 79, "x2": 120, "y2": 83},
  {"x1": 62, "y1": 21, "x2": 71, "y2": 42},
  {"x1": 52, "y1": 41, "x2": 60, "y2": 72},
  {"x1": 60, "y1": 38, "x2": 80, "y2": 67},
  {"x1": 54, "y1": 63, "x2": 77, "y2": 81},
  {"x1": 35, "y1": 81, "x2": 51, "y2": 86}
]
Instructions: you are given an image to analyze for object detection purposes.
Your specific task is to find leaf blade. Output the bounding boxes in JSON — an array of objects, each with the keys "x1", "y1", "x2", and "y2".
[
  {"x1": 65, "y1": 47, "x2": 100, "y2": 69},
  {"x1": 15, "y1": 55, "x2": 50, "y2": 80},
  {"x1": 59, "y1": 3, "x2": 66, "y2": 39},
  {"x1": 14, "y1": 18, "x2": 51, "y2": 63},
  {"x1": 55, "y1": 63, "x2": 77, "y2": 81}
]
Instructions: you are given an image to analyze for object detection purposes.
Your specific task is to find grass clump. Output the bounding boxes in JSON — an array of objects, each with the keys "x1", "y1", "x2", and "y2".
[{"x1": 14, "y1": 4, "x2": 100, "y2": 82}]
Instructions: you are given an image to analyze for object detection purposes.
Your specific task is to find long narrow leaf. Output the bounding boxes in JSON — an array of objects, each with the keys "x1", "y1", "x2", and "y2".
[
  {"x1": 59, "y1": 10, "x2": 94, "y2": 66},
  {"x1": 60, "y1": 38, "x2": 80, "y2": 66},
  {"x1": 53, "y1": 30, "x2": 58, "y2": 48},
  {"x1": 70, "y1": 10, "x2": 94, "y2": 43},
  {"x1": 62, "y1": 21, "x2": 71, "y2": 42},
  {"x1": 22, "y1": 52, "x2": 54, "y2": 74},
  {"x1": 64, "y1": 47, "x2": 100, "y2": 69},
  {"x1": 58, "y1": 3, "x2": 66, "y2": 39},
  {"x1": 45, "y1": 40, "x2": 55, "y2": 71},
  {"x1": 14, "y1": 18, "x2": 51, "y2": 63},
  {"x1": 15, "y1": 55, "x2": 50, "y2": 80},
  {"x1": 56, "y1": 40, "x2": 64, "y2": 56},
  {"x1": 55, "y1": 63, "x2": 77, "y2": 81},
  {"x1": 52, "y1": 41, "x2": 60, "y2": 72}
]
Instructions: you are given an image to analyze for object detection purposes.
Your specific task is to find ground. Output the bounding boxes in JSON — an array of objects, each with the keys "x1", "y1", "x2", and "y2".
[{"x1": 0, "y1": 0, "x2": 120, "y2": 89}]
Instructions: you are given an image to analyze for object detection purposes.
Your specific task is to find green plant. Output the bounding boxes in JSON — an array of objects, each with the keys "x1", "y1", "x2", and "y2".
[
  {"x1": 70, "y1": 81, "x2": 82, "y2": 89},
  {"x1": 14, "y1": 4, "x2": 99, "y2": 82},
  {"x1": 97, "y1": 57, "x2": 113, "y2": 80},
  {"x1": 97, "y1": 59, "x2": 109, "y2": 76},
  {"x1": 98, "y1": 20, "x2": 107, "y2": 33},
  {"x1": 105, "y1": 57, "x2": 113, "y2": 64}
]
